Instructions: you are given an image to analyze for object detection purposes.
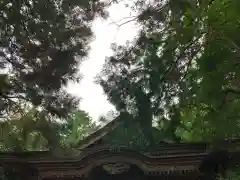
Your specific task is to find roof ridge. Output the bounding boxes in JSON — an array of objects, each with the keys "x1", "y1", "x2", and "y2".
[{"x1": 75, "y1": 113, "x2": 125, "y2": 149}]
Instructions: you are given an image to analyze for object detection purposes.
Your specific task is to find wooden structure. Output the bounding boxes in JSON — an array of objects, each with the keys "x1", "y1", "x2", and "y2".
[{"x1": 1, "y1": 117, "x2": 240, "y2": 180}]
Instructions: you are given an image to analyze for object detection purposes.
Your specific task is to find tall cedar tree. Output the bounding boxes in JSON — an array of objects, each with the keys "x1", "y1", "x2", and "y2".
[
  {"x1": 0, "y1": 0, "x2": 108, "y2": 118},
  {"x1": 98, "y1": 0, "x2": 240, "y2": 144}
]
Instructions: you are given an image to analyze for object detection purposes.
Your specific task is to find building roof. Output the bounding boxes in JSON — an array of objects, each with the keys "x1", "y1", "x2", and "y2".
[
  {"x1": 75, "y1": 113, "x2": 126, "y2": 149},
  {"x1": 1, "y1": 116, "x2": 240, "y2": 180},
  {"x1": 70, "y1": 111, "x2": 240, "y2": 151}
]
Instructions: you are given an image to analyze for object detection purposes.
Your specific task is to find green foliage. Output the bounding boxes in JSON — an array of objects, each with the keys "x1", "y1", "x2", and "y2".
[
  {"x1": 0, "y1": 109, "x2": 98, "y2": 152},
  {"x1": 99, "y1": 0, "x2": 240, "y2": 144},
  {"x1": 219, "y1": 168, "x2": 240, "y2": 180},
  {"x1": 2, "y1": 5, "x2": 240, "y2": 180},
  {"x1": 98, "y1": 2, "x2": 240, "y2": 177},
  {"x1": 0, "y1": 0, "x2": 107, "y2": 118},
  {"x1": 103, "y1": 119, "x2": 151, "y2": 148},
  {"x1": 176, "y1": 0, "x2": 240, "y2": 142},
  {"x1": 59, "y1": 110, "x2": 99, "y2": 148},
  {"x1": 104, "y1": 122, "x2": 168, "y2": 149},
  {"x1": 0, "y1": 108, "x2": 50, "y2": 151}
]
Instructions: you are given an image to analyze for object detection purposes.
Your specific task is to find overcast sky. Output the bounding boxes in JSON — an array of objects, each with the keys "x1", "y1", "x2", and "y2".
[{"x1": 67, "y1": 2, "x2": 138, "y2": 121}]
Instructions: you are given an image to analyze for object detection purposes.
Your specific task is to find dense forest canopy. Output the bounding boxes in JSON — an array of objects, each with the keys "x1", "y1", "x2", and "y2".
[
  {"x1": 0, "y1": 108, "x2": 99, "y2": 152},
  {"x1": 0, "y1": 0, "x2": 239, "y2": 161},
  {"x1": 1, "y1": 0, "x2": 240, "y2": 178},
  {"x1": 0, "y1": 0, "x2": 108, "y2": 152},
  {"x1": 98, "y1": 0, "x2": 240, "y2": 143},
  {"x1": 0, "y1": 0, "x2": 107, "y2": 119}
]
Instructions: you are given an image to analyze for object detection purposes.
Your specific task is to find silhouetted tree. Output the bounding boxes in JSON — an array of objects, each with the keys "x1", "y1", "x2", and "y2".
[{"x1": 0, "y1": 0, "x2": 108, "y2": 118}]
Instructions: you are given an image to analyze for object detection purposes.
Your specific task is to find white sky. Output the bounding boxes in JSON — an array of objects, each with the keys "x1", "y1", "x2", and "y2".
[{"x1": 67, "y1": 3, "x2": 138, "y2": 121}]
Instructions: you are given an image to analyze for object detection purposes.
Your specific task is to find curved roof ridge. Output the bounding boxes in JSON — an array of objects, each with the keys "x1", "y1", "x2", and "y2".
[{"x1": 75, "y1": 113, "x2": 129, "y2": 149}]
